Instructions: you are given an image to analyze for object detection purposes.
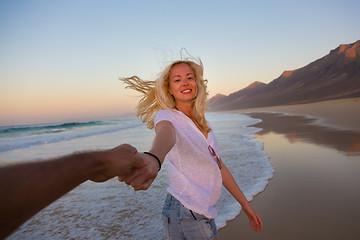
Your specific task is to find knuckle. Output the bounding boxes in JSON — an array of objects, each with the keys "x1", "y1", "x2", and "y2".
[
  {"x1": 120, "y1": 144, "x2": 137, "y2": 153},
  {"x1": 127, "y1": 144, "x2": 138, "y2": 153}
]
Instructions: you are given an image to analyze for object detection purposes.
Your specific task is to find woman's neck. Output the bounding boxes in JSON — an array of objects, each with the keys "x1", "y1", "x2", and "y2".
[
  {"x1": 175, "y1": 103, "x2": 208, "y2": 138},
  {"x1": 174, "y1": 103, "x2": 193, "y2": 118}
]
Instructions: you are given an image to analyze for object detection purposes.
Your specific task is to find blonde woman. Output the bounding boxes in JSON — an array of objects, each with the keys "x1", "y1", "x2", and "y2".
[{"x1": 120, "y1": 59, "x2": 262, "y2": 239}]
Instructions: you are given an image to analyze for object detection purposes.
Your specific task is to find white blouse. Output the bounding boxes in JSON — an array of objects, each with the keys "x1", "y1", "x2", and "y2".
[{"x1": 154, "y1": 110, "x2": 222, "y2": 219}]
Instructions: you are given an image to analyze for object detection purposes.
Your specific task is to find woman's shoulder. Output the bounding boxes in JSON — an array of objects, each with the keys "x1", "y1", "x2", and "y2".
[
  {"x1": 154, "y1": 109, "x2": 178, "y2": 124},
  {"x1": 156, "y1": 109, "x2": 176, "y2": 117}
]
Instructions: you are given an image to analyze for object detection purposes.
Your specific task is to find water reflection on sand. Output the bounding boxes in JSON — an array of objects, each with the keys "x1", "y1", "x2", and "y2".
[{"x1": 246, "y1": 112, "x2": 360, "y2": 156}]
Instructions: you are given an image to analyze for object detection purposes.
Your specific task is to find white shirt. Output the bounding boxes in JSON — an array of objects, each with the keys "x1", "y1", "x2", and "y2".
[{"x1": 154, "y1": 110, "x2": 222, "y2": 219}]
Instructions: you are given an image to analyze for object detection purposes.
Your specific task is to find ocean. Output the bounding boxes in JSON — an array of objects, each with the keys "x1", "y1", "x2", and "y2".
[{"x1": 0, "y1": 113, "x2": 274, "y2": 239}]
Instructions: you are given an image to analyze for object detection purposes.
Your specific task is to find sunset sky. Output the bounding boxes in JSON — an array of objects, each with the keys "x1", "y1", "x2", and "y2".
[{"x1": 1, "y1": 0, "x2": 359, "y2": 126}]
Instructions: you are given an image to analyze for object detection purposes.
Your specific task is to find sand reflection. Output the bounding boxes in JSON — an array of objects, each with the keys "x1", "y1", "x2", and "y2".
[{"x1": 246, "y1": 112, "x2": 360, "y2": 156}]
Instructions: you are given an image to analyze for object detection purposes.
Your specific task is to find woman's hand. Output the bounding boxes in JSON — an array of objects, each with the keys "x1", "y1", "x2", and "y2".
[{"x1": 242, "y1": 204, "x2": 263, "y2": 232}]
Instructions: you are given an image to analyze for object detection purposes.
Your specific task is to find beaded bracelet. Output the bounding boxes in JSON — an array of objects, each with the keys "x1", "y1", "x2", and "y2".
[{"x1": 143, "y1": 152, "x2": 161, "y2": 171}]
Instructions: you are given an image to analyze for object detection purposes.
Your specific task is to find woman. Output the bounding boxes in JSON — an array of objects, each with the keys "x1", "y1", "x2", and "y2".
[{"x1": 121, "y1": 58, "x2": 262, "y2": 239}]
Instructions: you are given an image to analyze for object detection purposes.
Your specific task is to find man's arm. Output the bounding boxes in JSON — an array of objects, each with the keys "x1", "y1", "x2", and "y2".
[{"x1": 0, "y1": 144, "x2": 145, "y2": 239}]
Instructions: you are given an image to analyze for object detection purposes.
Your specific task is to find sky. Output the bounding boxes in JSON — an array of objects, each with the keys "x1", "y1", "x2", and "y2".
[{"x1": 1, "y1": 0, "x2": 359, "y2": 126}]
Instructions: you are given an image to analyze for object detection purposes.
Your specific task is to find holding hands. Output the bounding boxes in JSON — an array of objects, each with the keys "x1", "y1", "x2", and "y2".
[
  {"x1": 118, "y1": 152, "x2": 159, "y2": 191},
  {"x1": 89, "y1": 144, "x2": 146, "y2": 182},
  {"x1": 117, "y1": 121, "x2": 175, "y2": 191},
  {"x1": 90, "y1": 144, "x2": 159, "y2": 191}
]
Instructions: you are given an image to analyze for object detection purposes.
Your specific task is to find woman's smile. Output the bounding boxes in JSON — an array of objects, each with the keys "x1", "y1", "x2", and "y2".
[{"x1": 181, "y1": 89, "x2": 192, "y2": 94}]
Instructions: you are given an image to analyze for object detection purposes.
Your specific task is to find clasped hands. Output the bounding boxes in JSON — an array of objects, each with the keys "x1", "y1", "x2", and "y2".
[{"x1": 89, "y1": 144, "x2": 159, "y2": 191}]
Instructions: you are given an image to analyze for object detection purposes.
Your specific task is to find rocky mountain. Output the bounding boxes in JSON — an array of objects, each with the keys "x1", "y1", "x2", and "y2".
[
  {"x1": 207, "y1": 93, "x2": 226, "y2": 106},
  {"x1": 208, "y1": 40, "x2": 360, "y2": 111}
]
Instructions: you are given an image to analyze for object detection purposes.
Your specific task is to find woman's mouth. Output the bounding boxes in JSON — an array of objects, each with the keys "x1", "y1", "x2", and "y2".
[{"x1": 181, "y1": 89, "x2": 192, "y2": 94}]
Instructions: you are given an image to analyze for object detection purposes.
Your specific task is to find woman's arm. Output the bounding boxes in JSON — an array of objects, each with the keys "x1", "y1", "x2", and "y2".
[
  {"x1": 221, "y1": 163, "x2": 263, "y2": 232},
  {"x1": 149, "y1": 120, "x2": 176, "y2": 163},
  {"x1": 122, "y1": 120, "x2": 176, "y2": 190}
]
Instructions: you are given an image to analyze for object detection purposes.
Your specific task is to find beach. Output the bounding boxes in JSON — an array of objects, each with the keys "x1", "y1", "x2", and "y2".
[
  {"x1": 2, "y1": 98, "x2": 359, "y2": 239},
  {"x1": 218, "y1": 97, "x2": 360, "y2": 239}
]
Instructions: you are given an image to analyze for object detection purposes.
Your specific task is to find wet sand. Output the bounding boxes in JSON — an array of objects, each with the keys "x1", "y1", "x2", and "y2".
[
  {"x1": 231, "y1": 97, "x2": 360, "y2": 131},
  {"x1": 218, "y1": 98, "x2": 360, "y2": 239}
]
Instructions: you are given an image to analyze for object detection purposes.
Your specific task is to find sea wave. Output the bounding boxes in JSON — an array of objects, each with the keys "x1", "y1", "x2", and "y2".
[
  {"x1": 0, "y1": 119, "x2": 143, "y2": 153},
  {"x1": 0, "y1": 121, "x2": 109, "y2": 136}
]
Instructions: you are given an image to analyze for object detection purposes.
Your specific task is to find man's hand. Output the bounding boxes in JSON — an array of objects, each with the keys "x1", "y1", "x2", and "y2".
[
  {"x1": 90, "y1": 144, "x2": 147, "y2": 182},
  {"x1": 118, "y1": 152, "x2": 159, "y2": 191}
]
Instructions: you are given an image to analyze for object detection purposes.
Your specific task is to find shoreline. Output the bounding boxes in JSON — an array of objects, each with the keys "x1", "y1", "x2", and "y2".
[
  {"x1": 218, "y1": 98, "x2": 360, "y2": 239},
  {"x1": 228, "y1": 97, "x2": 360, "y2": 131}
]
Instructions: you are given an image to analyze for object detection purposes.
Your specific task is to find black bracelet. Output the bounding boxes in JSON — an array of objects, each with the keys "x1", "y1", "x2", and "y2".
[{"x1": 143, "y1": 152, "x2": 161, "y2": 171}]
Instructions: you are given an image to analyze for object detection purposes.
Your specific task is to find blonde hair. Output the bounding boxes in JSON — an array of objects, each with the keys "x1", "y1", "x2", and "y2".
[{"x1": 120, "y1": 59, "x2": 211, "y2": 132}]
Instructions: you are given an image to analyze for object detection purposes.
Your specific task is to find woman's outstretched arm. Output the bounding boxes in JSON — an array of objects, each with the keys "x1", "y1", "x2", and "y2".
[{"x1": 121, "y1": 120, "x2": 176, "y2": 190}]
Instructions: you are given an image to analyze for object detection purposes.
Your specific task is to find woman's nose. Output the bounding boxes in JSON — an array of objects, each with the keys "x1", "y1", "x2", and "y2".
[{"x1": 182, "y1": 78, "x2": 189, "y2": 86}]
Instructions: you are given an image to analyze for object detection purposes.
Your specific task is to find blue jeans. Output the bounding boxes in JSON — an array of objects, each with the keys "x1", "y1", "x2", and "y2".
[{"x1": 162, "y1": 194, "x2": 218, "y2": 240}]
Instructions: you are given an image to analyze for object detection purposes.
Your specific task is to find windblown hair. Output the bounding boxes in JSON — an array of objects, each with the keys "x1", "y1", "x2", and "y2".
[{"x1": 120, "y1": 59, "x2": 211, "y2": 132}]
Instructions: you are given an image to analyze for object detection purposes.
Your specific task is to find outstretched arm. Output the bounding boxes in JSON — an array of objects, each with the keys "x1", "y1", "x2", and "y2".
[
  {"x1": 121, "y1": 120, "x2": 176, "y2": 190},
  {"x1": 0, "y1": 144, "x2": 145, "y2": 239},
  {"x1": 221, "y1": 163, "x2": 263, "y2": 232}
]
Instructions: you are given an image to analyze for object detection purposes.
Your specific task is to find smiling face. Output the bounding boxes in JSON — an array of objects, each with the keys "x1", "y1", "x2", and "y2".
[{"x1": 168, "y1": 63, "x2": 197, "y2": 105}]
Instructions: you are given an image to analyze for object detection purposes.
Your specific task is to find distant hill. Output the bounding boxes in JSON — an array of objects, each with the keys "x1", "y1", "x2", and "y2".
[{"x1": 208, "y1": 40, "x2": 360, "y2": 111}]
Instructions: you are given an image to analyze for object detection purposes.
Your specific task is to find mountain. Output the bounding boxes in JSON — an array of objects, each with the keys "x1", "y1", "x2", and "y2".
[
  {"x1": 207, "y1": 93, "x2": 226, "y2": 106},
  {"x1": 208, "y1": 40, "x2": 360, "y2": 111}
]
